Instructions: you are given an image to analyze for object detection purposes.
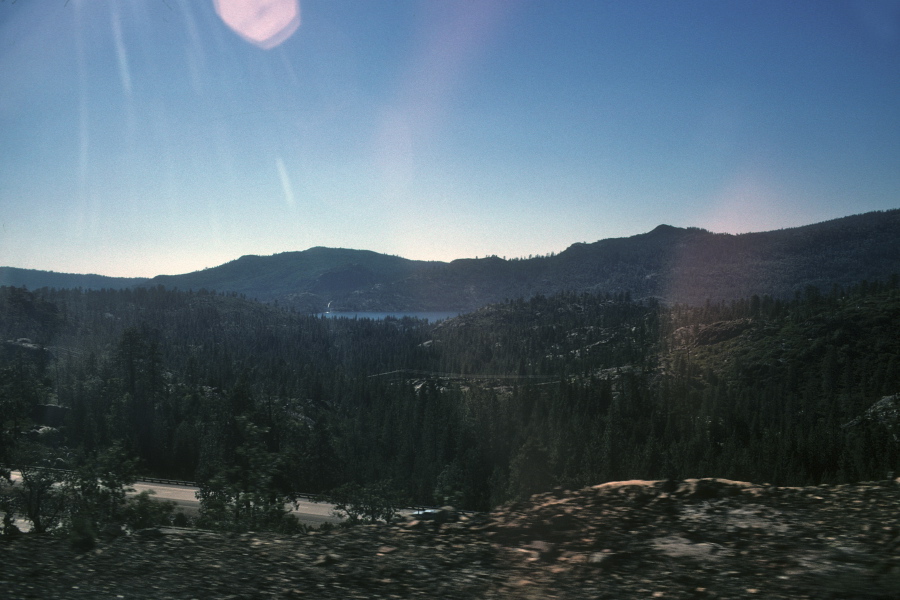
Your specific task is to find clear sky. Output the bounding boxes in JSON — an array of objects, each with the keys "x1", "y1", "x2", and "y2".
[{"x1": 1, "y1": 0, "x2": 898, "y2": 277}]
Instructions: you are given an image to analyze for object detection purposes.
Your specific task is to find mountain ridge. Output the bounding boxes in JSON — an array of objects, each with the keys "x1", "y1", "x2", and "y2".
[{"x1": 2, "y1": 209, "x2": 898, "y2": 311}]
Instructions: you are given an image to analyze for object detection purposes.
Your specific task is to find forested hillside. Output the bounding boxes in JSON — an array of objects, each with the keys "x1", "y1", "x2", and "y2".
[
  {"x1": 143, "y1": 209, "x2": 900, "y2": 310},
  {"x1": 0, "y1": 267, "x2": 146, "y2": 292},
  {"x1": 4, "y1": 210, "x2": 900, "y2": 313},
  {"x1": 148, "y1": 248, "x2": 442, "y2": 312},
  {"x1": 2, "y1": 275, "x2": 898, "y2": 536},
  {"x1": 362, "y1": 209, "x2": 900, "y2": 310}
]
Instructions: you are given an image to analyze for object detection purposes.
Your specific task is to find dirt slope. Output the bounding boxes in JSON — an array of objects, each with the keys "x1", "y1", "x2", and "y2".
[{"x1": 2, "y1": 478, "x2": 898, "y2": 599}]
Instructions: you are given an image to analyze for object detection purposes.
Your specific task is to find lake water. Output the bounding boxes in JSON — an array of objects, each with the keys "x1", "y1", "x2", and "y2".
[{"x1": 317, "y1": 311, "x2": 461, "y2": 322}]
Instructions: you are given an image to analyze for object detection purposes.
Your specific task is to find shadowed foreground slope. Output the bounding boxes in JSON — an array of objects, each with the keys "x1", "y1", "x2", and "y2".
[{"x1": 2, "y1": 478, "x2": 898, "y2": 599}]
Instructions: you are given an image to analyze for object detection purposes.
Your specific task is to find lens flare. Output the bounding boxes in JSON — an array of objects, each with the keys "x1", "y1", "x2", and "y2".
[
  {"x1": 275, "y1": 156, "x2": 296, "y2": 207},
  {"x1": 213, "y1": 0, "x2": 301, "y2": 50}
]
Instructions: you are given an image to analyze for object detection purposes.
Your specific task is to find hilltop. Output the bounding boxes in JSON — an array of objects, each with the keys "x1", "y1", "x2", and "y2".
[
  {"x1": 2, "y1": 477, "x2": 898, "y2": 599},
  {"x1": 361, "y1": 209, "x2": 900, "y2": 310},
  {"x1": 2, "y1": 210, "x2": 899, "y2": 311}
]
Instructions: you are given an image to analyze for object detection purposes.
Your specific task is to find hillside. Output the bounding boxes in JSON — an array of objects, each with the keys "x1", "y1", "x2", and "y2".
[
  {"x1": 2, "y1": 478, "x2": 898, "y2": 599},
  {"x1": 3, "y1": 210, "x2": 899, "y2": 311},
  {"x1": 2, "y1": 277, "x2": 900, "y2": 597},
  {"x1": 359, "y1": 210, "x2": 900, "y2": 310},
  {"x1": 3, "y1": 279, "x2": 898, "y2": 509},
  {"x1": 0, "y1": 267, "x2": 146, "y2": 292},
  {"x1": 148, "y1": 248, "x2": 442, "y2": 312}
]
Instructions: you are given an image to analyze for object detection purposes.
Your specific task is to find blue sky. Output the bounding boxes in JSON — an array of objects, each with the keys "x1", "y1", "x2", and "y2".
[{"x1": 1, "y1": 0, "x2": 898, "y2": 277}]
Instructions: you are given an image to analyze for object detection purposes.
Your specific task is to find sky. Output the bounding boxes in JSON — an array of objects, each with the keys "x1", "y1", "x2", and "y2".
[{"x1": 1, "y1": 0, "x2": 898, "y2": 277}]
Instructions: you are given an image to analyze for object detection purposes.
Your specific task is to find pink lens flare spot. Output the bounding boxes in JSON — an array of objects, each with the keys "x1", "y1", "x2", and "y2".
[{"x1": 214, "y1": 0, "x2": 301, "y2": 50}]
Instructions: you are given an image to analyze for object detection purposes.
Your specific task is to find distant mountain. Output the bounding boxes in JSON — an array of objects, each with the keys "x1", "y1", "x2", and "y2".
[
  {"x1": 334, "y1": 210, "x2": 900, "y2": 310},
  {"x1": 0, "y1": 267, "x2": 147, "y2": 291},
  {"x1": 148, "y1": 247, "x2": 443, "y2": 312},
  {"x1": 3, "y1": 210, "x2": 899, "y2": 311}
]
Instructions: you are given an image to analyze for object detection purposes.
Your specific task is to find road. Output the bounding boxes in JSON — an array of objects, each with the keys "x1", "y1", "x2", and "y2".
[
  {"x1": 8, "y1": 472, "x2": 344, "y2": 528},
  {"x1": 133, "y1": 480, "x2": 344, "y2": 526}
]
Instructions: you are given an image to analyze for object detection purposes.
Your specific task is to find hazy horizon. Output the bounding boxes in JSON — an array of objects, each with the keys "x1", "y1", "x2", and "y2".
[{"x1": 4, "y1": 208, "x2": 894, "y2": 279}]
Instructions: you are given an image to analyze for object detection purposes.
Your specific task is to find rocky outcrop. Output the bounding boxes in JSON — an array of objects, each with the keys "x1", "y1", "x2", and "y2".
[
  {"x1": 844, "y1": 394, "x2": 900, "y2": 442},
  {"x1": 2, "y1": 478, "x2": 898, "y2": 598},
  {"x1": 673, "y1": 319, "x2": 754, "y2": 347}
]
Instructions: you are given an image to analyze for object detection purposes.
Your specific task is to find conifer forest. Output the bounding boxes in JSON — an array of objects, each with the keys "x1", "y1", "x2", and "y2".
[{"x1": 2, "y1": 278, "x2": 899, "y2": 533}]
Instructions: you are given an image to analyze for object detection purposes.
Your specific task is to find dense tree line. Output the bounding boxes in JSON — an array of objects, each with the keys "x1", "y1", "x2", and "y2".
[{"x1": 1, "y1": 278, "x2": 898, "y2": 535}]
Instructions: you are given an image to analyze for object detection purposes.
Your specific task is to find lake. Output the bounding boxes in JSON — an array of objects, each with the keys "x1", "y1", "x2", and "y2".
[{"x1": 317, "y1": 311, "x2": 461, "y2": 322}]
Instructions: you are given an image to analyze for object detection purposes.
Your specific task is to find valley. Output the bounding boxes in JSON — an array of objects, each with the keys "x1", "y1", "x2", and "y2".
[{"x1": 1, "y1": 211, "x2": 899, "y2": 597}]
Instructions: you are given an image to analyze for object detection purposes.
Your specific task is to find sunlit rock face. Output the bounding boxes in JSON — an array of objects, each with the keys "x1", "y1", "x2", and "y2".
[{"x1": 214, "y1": 0, "x2": 301, "y2": 50}]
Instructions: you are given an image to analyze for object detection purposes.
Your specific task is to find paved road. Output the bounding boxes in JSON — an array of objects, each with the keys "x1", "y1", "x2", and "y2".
[
  {"x1": 8, "y1": 472, "x2": 344, "y2": 527},
  {"x1": 133, "y1": 481, "x2": 345, "y2": 526}
]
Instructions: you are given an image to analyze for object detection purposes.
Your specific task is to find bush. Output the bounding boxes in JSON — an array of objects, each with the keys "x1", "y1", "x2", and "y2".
[
  {"x1": 68, "y1": 515, "x2": 96, "y2": 552},
  {"x1": 326, "y1": 480, "x2": 408, "y2": 525},
  {"x1": 172, "y1": 512, "x2": 191, "y2": 528},
  {"x1": 122, "y1": 490, "x2": 175, "y2": 531}
]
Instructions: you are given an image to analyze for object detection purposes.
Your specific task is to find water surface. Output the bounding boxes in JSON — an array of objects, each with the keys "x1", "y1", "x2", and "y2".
[{"x1": 317, "y1": 311, "x2": 461, "y2": 322}]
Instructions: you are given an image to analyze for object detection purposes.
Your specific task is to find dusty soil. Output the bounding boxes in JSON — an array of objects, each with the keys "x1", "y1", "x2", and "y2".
[{"x1": 2, "y1": 478, "x2": 898, "y2": 599}]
